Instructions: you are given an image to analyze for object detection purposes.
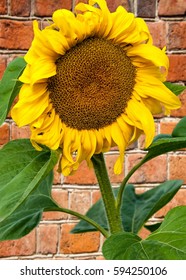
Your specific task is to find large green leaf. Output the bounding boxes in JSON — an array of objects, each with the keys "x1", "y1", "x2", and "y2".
[
  {"x1": 71, "y1": 180, "x2": 182, "y2": 234},
  {"x1": 164, "y1": 81, "x2": 186, "y2": 96},
  {"x1": 121, "y1": 180, "x2": 183, "y2": 233},
  {"x1": 0, "y1": 139, "x2": 59, "y2": 223},
  {"x1": 0, "y1": 57, "x2": 26, "y2": 125},
  {"x1": 102, "y1": 206, "x2": 186, "y2": 260},
  {"x1": 0, "y1": 171, "x2": 59, "y2": 240}
]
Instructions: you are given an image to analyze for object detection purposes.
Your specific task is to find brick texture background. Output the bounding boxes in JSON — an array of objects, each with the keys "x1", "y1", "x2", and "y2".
[{"x1": 0, "y1": 0, "x2": 186, "y2": 259}]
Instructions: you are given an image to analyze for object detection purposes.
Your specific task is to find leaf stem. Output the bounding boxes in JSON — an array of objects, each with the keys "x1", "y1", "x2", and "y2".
[
  {"x1": 116, "y1": 157, "x2": 146, "y2": 210},
  {"x1": 46, "y1": 205, "x2": 109, "y2": 238},
  {"x1": 91, "y1": 153, "x2": 123, "y2": 234}
]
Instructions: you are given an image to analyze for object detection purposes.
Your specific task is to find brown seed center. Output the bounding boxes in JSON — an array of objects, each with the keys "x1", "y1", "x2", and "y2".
[{"x1": 48, "y1": 37, "x2": 136, "y2": 130}]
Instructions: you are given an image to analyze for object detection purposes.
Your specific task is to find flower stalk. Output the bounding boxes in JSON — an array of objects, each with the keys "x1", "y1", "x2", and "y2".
[{"x1": 91, "y1": 153, "x2": 123, "y2": 234}]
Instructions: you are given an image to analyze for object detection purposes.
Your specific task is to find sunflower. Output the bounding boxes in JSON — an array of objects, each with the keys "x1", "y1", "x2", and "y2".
[{"x1": 11, "y1": 0, "x2": 181, "y2": 176}]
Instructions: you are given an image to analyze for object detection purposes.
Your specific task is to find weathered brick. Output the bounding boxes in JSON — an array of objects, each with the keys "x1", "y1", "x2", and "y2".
[
  {"x1": 169, "y1": 155, "x2": 186, "y2": 183},
  {"x1": 34, "y1": 0, "x2": 72, "y2": 16},
  {"x1": 126, "y1": 154, "x2": 167, "y2": 183},
  {"x1": 69, "y1": 190, "x2": 91, "y2": 218},
  {"x1": 158, "y1": 0, "x2": 186, "y2": 16},
  {"x1": 64, "y1": 160, "x2": 97, "y2": 185},
  {"x1": 0, "y1": 230, "x2": 36, "y2": 257},
  {"x1": 0, "y1": 123, "x2": 10, "y2": 145},
  {"x1": 10, "y1": 0, "x2": 31, "y2": 16},
  {"x1": 92, "y1": 190, "x2": 101, "y2": 204},
  {"x1": 167, "y1": 55, "x2": 186, "y2": 82},
  {"x1": 0, "y1": 20, "x2": 33, "y2": 50},
  {"x1": 137, "y1": 0, "x2": 156, "y2": 18},
  {"x1": 106, "y1": 0, "x2": 130, "y2": 12},
  {"x1": 42, "y1": 189, "x2": 68, "y2": 220},
  {"x1": 11, "y1": 123, "x2": 31, "y2": 139},
  {"x1": 147, "y1": 22, "x2": 166, "y2": 49},
  {"x1": 37, "y1": 224, "x2": 58, "y2": 254},
  {"x1": 60, "y1": 224, "x2": 100, "y2": 254},
  {"x1": 168, "y1": 22, "x2": 186, "y2": 51},
  {"x1": 0, "y1": 55, "x2": 7, "y2": 79},
  {"x1": 0, "y1": 0, "x2": 7, "y2": 14},
  {"x1": 75, "y1": 0, "x2": 130, "y2": 11}
]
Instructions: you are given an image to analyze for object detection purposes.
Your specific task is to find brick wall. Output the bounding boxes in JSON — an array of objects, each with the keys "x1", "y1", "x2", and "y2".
[{"x1": 0, "y1": 0, "x2": 186, "y2": 259}]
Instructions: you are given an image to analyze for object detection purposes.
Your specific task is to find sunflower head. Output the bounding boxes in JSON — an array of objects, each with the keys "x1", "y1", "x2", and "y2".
[{"x1": 11, "y1": 0, "x2": 181, "y2": 176}]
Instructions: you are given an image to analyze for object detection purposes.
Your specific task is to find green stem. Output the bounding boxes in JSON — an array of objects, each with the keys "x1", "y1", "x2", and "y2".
[
  {"x1": 116, "y1": 157, "x2": 146, "y2": 210},
  {"x1": 91, "y1": 153, "x2": 123, "y2": 234},
  {"x1": 46, "y1": 205, "x2": 109, "y2": 238}
]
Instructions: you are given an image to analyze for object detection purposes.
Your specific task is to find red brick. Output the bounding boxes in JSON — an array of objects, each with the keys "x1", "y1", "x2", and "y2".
[
  {"x1": 64, "y1": 160, "x2": 97, "y2": 185},
  {"x1": 0, "y1": 230, "x2": 36, "y2": 257},
  {"x1": 0, "y1": 123, "x2": 10, "y2": 145},
  {"x1": 158, "y1": 0, "x2": 186, "y2": 16},
  {"x1": 138, "y1": 227, "x2": 150, "y2": 239},
  {"x1": 160, "y1": 121, "x2": 178, "y2": 134},
  {"x1": 0, "y1": 55, "x2": 7, "y2": 79},
  {"x1": 170, "y1": 90, "x2": 186, "y2": 117},
  {"x1": 53, "y1": 164, "x2": 62, "y2": 184},
  {"x1": 42, "y1": 189, "x2": 68, "y2": 221},
  {"x1": 147, "y1": 22, "x2": 166, "y2": 49},
  {"x1": 34, "y1": 0, "x2": 72, "y2": 16},
  {"x1": 168, "y1": 22, "x2": 186, "y2": 51},
  {"x1": 11, "y1": 123, "x2": 31, "y2": 139},
  {"x1": 126, "y1": 154, "x2": 167, "y2": 183},
  {"x1": 154, "y1": 189, "x2": 186, "y2": 217},
  {"x1": 167, "y1": 55, "x2": 186, "y2": 82},
  {"x1": 10, "y1": 0, "x2": 31, "y2": 16},
  {"x1": 169, "y1": 155, "x2": 186, "y2": 184},
  {"x1": 69, "y1": 190, "x2": 91, "y2": 218},
  {"x1": 0, "y1": 0, "x2": 7, "y2": 14},
  {"x1": 37, "y1": 224, "x2": 58, "y2": 254},
  {"x1": 60, "y1": 224, "x2": 100, "y2": 254},
  {"x1": 0, "y1": 20, "x2": 33, "y2": 50}
]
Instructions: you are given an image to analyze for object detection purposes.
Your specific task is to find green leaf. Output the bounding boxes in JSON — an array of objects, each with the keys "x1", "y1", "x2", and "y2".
[
  {"x1": 121, "y1": 180, "x2": 183, "y2": 233},
  {"x1": 0, "y1": 139, "x2": 59, "y2": 223},
  {"x1": 164, "y1": 81, "x2": 186, "y2": 96},
  {"x1": 102, "y1": 206, "x2": 186, "y2": 260},
  {"x1": 0, "y1": 57, "x2": 26, "y2": 125},
  {"x1": 72, "y1": 180, "x2": 182, "y2": 234},
  {"x1": 0, "y1": 171, "x2": 59, "y2": 240},
  {"x1": 172, "y1": 117, "x2": 186, "y2": 137},
  {"x1": 144, "y1": 136, "x2": 186, "y2": 163}
]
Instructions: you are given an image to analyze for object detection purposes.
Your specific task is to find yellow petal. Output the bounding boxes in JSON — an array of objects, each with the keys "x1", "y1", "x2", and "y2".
[
  {"x1": 125, "y1": 98, "x2": 155, "y2": 147},
  {"x1": 127, "y1": 44, "x2": 169, "y2": 75},
  {"x1": 11, "y1": 93, "x2": 49, "y2": 127},
  {"x1": 111, "y1": 122, "x2": 126, "y2": 174}
]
